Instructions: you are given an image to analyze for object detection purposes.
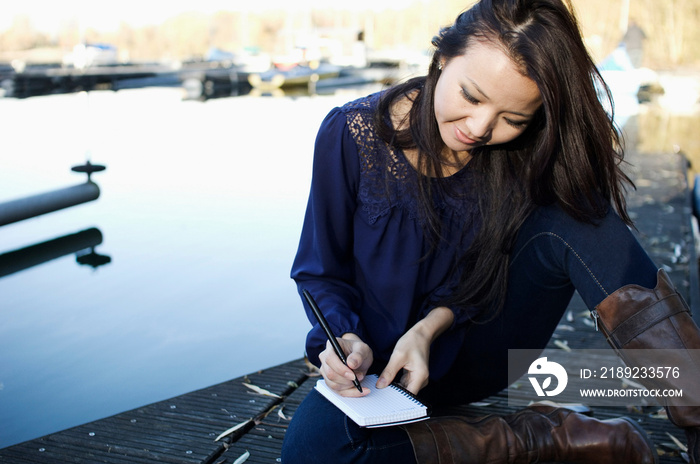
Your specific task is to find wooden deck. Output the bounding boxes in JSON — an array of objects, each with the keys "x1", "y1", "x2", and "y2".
[
  {"x1": 1, "y1": 130, "x2": 697, "y2": 462},
  {"x1": 0, "y1": 358, "x2": 314, "y2": 463}
]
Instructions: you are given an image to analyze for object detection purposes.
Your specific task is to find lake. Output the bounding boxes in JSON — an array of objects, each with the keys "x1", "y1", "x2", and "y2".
[{"x1": 0, "y1": 85, "x2": 381, "y2": 448}]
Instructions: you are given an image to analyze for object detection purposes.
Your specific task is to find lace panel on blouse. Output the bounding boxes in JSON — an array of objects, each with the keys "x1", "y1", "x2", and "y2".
[{"x1": 340, "y1": 93, "x2": 476, "y2": 225}]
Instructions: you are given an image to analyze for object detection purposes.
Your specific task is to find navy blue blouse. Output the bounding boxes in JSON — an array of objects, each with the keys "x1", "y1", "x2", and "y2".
[{"x1": 291, "y1": 93, "x2": 482, "y2": 380}]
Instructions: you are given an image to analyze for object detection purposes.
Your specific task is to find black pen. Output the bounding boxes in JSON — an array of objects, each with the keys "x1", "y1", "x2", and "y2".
[{"x1": 302, "y1": 289, "x2": 363, "y2": 393}]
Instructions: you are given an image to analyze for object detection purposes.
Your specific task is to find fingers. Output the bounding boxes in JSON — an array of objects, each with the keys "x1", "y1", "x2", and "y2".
[
  {"x1": 319, "y1": 361, "x2": 369, "y2": 397},
  {"x1": 319, "y1": 337, "x2": 372, "y2": 397},
  {"x1": 341, "y1": 333, "x2": 373, "y2": 372},
  {"x1": 400, "y1": 370, "x2": 429, "y2": 396},
  {"x1": 320, "y1": 340, "x2": 356, "y2": 378},
  {"x1": 376, "y1": 363, "x2": 398, "y2": 389},
  {"x1": 345, "y1": 350, "x2": 363, "y2": 371},
  {"x1": 322, "y1": 376, "x2": 370, "y2": 397},
  {"x1": 377, "y1": 342, "x2": 430, "y2": 395},
  {"x1": 378, "y1": 364, "x2": 428, "y2": 394}
]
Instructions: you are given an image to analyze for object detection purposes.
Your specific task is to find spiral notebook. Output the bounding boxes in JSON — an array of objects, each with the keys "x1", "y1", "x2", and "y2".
[{"x1": 315, "y1": 374, "x2": 430, "y2": 427}]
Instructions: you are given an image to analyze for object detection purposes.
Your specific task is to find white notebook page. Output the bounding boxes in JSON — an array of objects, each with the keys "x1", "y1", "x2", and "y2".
[{"x1": 315, "y1": 374, "x2": 429, "y2": 427}]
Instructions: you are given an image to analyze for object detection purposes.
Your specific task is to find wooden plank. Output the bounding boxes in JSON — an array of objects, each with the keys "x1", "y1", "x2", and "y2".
[
  {"x1": 221, "y1": 377, "x2": 316, "y2": 463},
  {"x1": 0, "y1": 358, "x2": 311, "y2": 463}
]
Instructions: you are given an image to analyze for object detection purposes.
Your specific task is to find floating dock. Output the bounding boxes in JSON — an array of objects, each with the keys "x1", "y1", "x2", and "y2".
[
  {"x1": 0, "y1": 62, "x2": 244, "y2": 99},
  {"x1": 0, "y1": 135, "x2": 696, "y2": 462}
]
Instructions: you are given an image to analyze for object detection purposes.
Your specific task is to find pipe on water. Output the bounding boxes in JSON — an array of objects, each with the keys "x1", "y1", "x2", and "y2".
[{"x1": 0, "y1": 182, "x2": 101, "y2": 227}]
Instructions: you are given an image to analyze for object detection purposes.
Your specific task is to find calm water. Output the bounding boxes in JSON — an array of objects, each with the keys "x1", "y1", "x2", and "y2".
[{"x1": 0, "y1": 86, "x2": 379, "y2": 448}]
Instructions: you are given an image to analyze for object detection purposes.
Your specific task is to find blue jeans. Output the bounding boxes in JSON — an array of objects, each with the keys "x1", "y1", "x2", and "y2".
[{"x1": 281, "y1": 204, "x2": 658, "y2": 464}]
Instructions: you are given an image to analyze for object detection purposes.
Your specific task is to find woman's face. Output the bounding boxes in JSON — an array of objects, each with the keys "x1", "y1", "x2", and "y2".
[{"x1": 434, "y1": 40, "x2": 542, "y2": 153}]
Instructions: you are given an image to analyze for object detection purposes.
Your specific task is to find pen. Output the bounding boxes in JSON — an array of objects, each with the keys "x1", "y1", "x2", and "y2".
[{"x1": 302, "y1": 289, "x2": 363, "y2": 393}]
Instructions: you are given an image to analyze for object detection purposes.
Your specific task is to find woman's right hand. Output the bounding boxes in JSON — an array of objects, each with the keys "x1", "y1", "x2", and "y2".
[{"x1": 318, "y1": 333, "x2": 373, "y2": 397}]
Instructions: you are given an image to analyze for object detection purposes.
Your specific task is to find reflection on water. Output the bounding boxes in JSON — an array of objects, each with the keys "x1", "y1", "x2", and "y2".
[
  {"x1": 0, "y1": 86, "x2": 381, "y2": 448},
  {"x1": 0, "y1": 227, "x2": 108, "y2": 278}
]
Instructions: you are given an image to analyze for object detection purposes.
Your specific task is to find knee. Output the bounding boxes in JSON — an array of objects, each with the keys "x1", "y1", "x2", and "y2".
[
  {"x1": 281, "y1": 415, "x2": 351, "y2": 464},
  {"x1": 281, "y1": 417, "x2": 320, "y2": 464},
  {"x1": 281, "y1": 390, "x2": 349, "y2": 463}
]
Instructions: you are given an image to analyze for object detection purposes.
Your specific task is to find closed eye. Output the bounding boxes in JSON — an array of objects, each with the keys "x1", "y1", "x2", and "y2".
[
  {"x1": 461, "y1": 87, "x2": 479, "y2": 105},
  {"x1": 505, "y1": 118, "x2": 529, "y2": 128}
]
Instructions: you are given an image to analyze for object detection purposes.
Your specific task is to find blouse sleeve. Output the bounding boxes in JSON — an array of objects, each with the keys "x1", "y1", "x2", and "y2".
[
  {"x1": 420, "y1": 283, "x2": 483, "y2": 329},
  {"x1": 291, "y1": 107, "x2": 366, "y2": 366}
]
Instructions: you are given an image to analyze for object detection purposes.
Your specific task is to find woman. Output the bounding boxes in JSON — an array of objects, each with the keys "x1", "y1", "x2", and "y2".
[{"x1": 282, "y1": 0, "x2": 700, "y2": 462}]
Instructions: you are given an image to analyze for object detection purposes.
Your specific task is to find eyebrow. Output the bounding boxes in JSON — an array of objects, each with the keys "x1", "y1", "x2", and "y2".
[{"x1": 467, "y1": 78, "x2": 536, "y2": 119}]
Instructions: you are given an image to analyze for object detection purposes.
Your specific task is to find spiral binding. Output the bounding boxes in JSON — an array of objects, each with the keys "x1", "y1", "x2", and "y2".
[{"x1": 389, "y1": 382, "x2": 425, "y2": 406}]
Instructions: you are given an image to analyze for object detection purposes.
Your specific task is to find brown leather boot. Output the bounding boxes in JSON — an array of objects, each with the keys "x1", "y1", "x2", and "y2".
[
  {"x1": 401, "y1": 404, "x2": 657, "y2": 463},
  {"x1": 593, "y1": 269, "x2": 700, "y2": 463}
]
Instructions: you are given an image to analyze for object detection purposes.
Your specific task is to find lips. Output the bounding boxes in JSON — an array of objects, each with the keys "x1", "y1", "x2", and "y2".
[{"x1": 454, "y1": 125, "x2": 478, "y2": 145}]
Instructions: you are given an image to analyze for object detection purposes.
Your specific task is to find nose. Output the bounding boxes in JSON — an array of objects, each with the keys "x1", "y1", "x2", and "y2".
[{"x1": 465, "y1": 111, "x2": 494, "y2": 141}]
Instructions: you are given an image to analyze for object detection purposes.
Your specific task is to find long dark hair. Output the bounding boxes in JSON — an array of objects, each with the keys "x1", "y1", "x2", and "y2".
[{"x1": 376, "y1": 0, "x2": 632, "y2": 317}]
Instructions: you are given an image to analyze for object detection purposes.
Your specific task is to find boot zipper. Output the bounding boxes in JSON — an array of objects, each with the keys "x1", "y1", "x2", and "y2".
[
  {"x1": 590, "y1": 310, "x2": 600, "y2": 331},
  {"x1": 590, "y1": 309, "x2": 623, "y2": 353}
]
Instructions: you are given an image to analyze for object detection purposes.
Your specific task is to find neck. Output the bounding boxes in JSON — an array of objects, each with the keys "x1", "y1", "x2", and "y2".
[{"x1": 439, "y1": 147, "x2": 472, "y2": 176}]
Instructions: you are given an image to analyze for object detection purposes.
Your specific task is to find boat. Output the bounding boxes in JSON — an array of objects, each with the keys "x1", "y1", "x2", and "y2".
[{"x1": 248, "y1": 62, "x2": 342, "y2": 91}]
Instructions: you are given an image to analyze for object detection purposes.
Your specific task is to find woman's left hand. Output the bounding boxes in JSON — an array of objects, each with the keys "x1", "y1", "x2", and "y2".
[
  {"x1": 376, "y1": 327, "x2": 432, "y2": 395},
  {"x1": 376, "y1": 306, "x2": 455, "y2": 395}
]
